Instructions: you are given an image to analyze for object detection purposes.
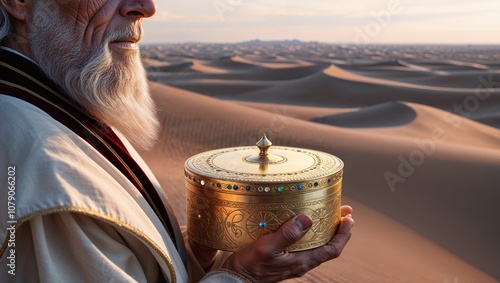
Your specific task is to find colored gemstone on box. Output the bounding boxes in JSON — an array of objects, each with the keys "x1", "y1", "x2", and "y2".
[
  {"x1": 259, "y1": 222, "x2": 266, "y2": 228},
  {"x1": 227, "y1": 184, "x2": 232, "y2": 190},
  {"x1": 233, "y1": 185, "x2": 238, "y2": 190},
  {"x1": 278, "y1": 186, "x2": 284, "y2": 192},
  {"x1": 246, "y1": 186, "x2": 251, "y2": 191},
  {"x1": 297, "y1": 184, "x2": 303, "y2": 190}
]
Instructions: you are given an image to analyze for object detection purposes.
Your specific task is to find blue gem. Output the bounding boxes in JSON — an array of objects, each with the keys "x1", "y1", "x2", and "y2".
[
  {"x1": 259, "y1": 222, "x2": 266, "y2": 228},
  {"x1": 327, "y1": 179, "x2": 332, "y2": 184},
  {"x1": 297, "y1": 184, "x2": 303, "y2": 190},
  {"x1": 233, "y1": 185, "x2": 239, "y2": 190},
  {"x1": 314, "y1": 182, "x2": 319, "y2": 187},
  {"x1": 278, "y1": 186, "x2": 284, "y2": 192},
  {"x1": 246, "y1": 186, "x2": 251, "y2": 191}
]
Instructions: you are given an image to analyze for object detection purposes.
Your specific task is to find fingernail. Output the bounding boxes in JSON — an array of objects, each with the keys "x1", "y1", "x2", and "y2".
[{"x1": 295, "y1": 215, "x2": 312, "y2": 231}]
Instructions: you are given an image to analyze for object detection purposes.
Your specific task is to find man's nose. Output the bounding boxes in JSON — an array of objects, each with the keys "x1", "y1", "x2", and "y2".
[{"x1": 119, "y1": 0, "x2": 156, "y2": 19}]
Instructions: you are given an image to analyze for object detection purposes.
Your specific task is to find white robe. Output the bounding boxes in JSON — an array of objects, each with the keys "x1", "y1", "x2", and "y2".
[{"x1": 0, "y1": 94, "x2": 244, "y2": 283}]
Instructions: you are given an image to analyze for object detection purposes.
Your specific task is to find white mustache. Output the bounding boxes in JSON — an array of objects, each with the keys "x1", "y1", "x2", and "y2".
[{"x1": 106, "y1": 29, "x2": 142, "y2": 44}]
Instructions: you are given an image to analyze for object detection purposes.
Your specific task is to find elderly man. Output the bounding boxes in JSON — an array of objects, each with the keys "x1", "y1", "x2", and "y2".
[{"x1": 0, "y1": 0, "x2": 354, "y2": 282}]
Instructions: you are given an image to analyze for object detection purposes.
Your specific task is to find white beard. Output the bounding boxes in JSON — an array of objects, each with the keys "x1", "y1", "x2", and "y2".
[{"x1": 27, "y1": 1, "x2": 159, "y2": 151}]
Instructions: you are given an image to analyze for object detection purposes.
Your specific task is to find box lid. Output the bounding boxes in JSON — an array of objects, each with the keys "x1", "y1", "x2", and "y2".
[{"x1": 184, "y1": 134, "x2": 343, "y2": 193}]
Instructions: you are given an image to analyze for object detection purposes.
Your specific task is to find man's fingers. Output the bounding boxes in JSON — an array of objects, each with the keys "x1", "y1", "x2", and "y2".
[
  {"x1": 256, "y1": 206, "x2": 352, "y2": 255},
  {"x1": 315, "y1": 214, "x2": 355, "y2": 261},
  {"x1": 280, "y1": 215, "x2": 355, "y2": 278},
  {"x1": 260, "y1": 214, "x2": 312, "y2": 253},
  {"x1": 340, "y1": 205, "x2": 353, "y2": 217}
]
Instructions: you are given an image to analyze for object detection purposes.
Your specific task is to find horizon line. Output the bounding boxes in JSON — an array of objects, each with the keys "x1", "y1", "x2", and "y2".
[{"x1": 139, "y1": 40, "x2": 500, "y2": 47}]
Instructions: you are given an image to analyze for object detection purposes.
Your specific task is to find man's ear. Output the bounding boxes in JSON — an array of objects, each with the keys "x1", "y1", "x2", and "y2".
[{"x1": 1, "y1": 0, "x2": 29, "y2": 21}]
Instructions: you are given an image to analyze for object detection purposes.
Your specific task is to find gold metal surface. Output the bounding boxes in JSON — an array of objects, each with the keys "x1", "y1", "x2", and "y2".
[{"x1": 185, "y1": 134, "x2": 344, "y2": 252}]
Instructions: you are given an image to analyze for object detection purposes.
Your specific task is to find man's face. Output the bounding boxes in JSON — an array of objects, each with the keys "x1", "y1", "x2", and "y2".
[
  {"x1": 27, "y1": 0, "x2": 160, "y2": 150},
  {"x1": 45, "y1": 0, "x2": 156, "y2": 61}
]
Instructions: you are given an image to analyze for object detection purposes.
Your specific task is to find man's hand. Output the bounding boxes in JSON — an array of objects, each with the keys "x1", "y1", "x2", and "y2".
[{"x1": 221, "y1": 205, "x2": 354, "y2": 282}]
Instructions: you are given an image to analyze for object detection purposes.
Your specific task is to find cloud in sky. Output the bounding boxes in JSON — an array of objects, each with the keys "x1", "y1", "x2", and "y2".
[{"x1": 142, "y1": 0, "x2": 500, "y2": 44}]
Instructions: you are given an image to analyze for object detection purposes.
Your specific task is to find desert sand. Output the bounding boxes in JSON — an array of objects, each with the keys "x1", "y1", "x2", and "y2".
[{"x1": 139, "y1": 42, "x2": 500, "y2": 282}]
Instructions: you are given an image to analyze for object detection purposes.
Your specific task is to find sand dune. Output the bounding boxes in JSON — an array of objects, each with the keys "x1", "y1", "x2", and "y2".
[
  {"x1": 237, "y1": 101, "x2": 358, "y2": 121},
  {"x1": 190, "y1": 60, "x2": 229, "y2": 74},
  {"x1": 310, "y1": 101, "x2": 417, "y2": 128},
  {"x1": 323, "y1": 64, "x2": 489, "y2": 93},
  {"x1": 232, "y1": 55, "x2": 315, "y2": 69},
  {"x1": 139, "y1": 43, "x2": 500, "y2": 282},
  {"x1": 396, "y1": 59, "x2": 446, "y2": 74},
  {"x1": 147, "y1": 53, "x2": 500, "y2": 129},
  {"x1": 242, "y1": 100, "x2": 500, "y2": 149}
]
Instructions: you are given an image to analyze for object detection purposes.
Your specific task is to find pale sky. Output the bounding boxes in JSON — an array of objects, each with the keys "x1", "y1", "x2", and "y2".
[{"x1": 142, "y1": 0, "x2": 500, "y2": 44}]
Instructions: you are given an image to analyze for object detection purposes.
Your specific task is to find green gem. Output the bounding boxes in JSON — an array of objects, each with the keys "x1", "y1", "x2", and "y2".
[
  {"x1": 278, "y1": 186, "x2": 284, "y2": 192},
  {"x1": 227, "y1": 184, "x2": 232, "y2": 190}
]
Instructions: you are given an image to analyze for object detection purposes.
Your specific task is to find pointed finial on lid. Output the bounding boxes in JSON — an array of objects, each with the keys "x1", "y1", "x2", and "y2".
[
  {"x1": 245, "y1": 133, "x2": 283, "y2": 165},
  {"x1": 256, "y1": 133, "x2": 272, "y2": 157}
]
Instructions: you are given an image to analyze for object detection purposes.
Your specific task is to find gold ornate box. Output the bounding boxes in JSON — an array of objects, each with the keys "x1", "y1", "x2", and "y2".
[{"x1": 184, "y1": 134, "x2": 343, "y2": 252}]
